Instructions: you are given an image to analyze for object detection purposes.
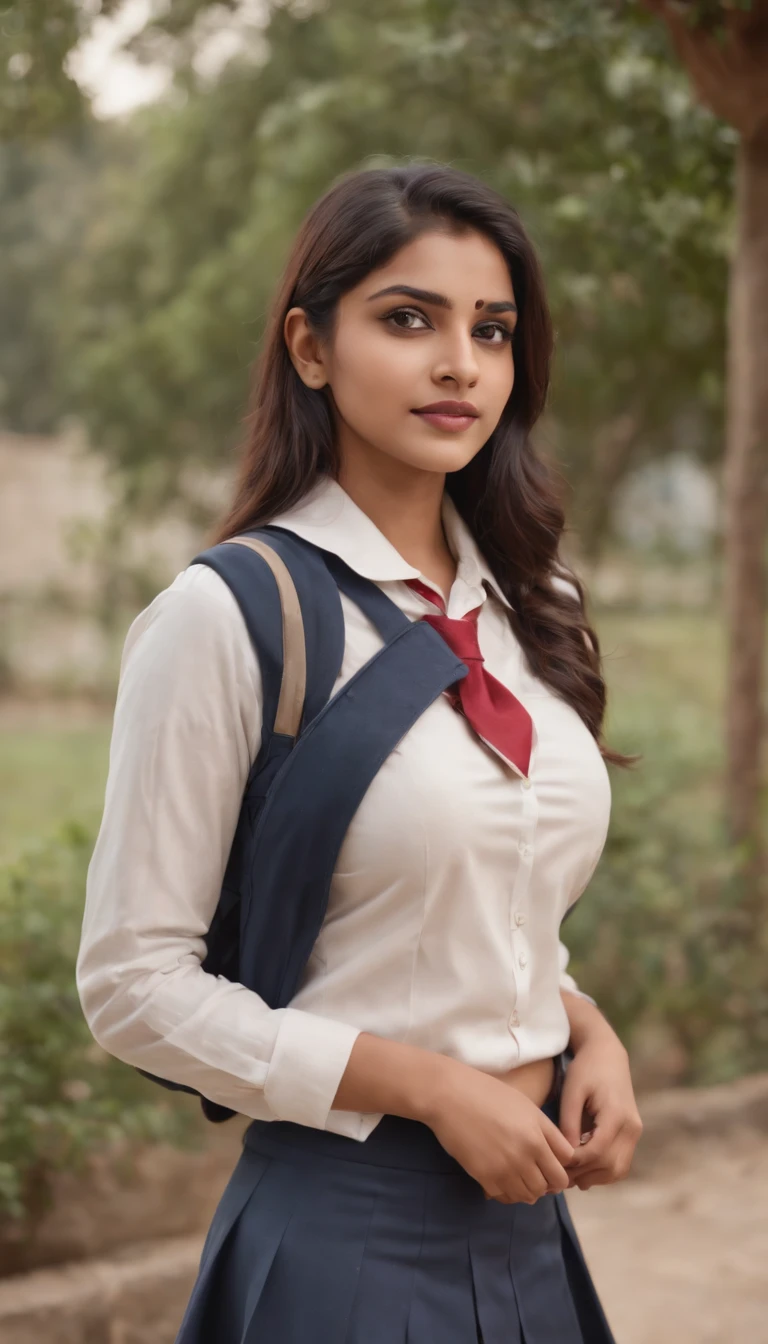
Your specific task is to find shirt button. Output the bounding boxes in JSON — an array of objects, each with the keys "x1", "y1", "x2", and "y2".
[
  {"x1": 515, "y1": 911, "x2": 527, "y2": 927},
  {"x1": 518, "y1": 840, "x2": 532, "y2": 857},
  {"x1": 521, "y1": 777, "x2": 532, "y2": 790},
  {"x1": 518, "y1": 952, "x2": 528, "y2": 968},
  {"x1": 509, "y1": 1010, "x2": 520, "y2": 1028}
]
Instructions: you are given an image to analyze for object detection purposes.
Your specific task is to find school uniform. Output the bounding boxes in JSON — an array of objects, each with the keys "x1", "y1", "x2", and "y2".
[{"x1": 77, "y1": 473, "x2": 616, "y2": 1342}]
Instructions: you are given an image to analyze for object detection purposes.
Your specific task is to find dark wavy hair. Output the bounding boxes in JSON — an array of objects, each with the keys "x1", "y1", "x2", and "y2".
[{"x1": 211, "y1": 162, "x2": 637, "y2": 770}]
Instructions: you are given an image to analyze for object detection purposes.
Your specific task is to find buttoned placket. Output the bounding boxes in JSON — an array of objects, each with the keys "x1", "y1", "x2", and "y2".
[
  {"x1": 470, "y1": 590, "x2": 540, "y2": 1049},
  {"x1": 406, "y1": 571, "x2": 539, "y2": 1051},
  {"x1": 505, "y1": 758, "x2": 538, "y2": 1046}
]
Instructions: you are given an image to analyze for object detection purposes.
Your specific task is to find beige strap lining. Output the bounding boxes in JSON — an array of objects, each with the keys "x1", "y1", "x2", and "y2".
[{"x1": 224, "y1": 537, "x2": 307, "y2": 738}]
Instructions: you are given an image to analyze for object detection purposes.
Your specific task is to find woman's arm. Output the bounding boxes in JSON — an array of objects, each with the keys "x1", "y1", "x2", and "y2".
[
  {"x1": 76, "y1": 566, "x2": 362, "y2": 1131},
  {"x1": 560, "y1": 986, "x2": 616, "y2": 1051},
  {"x1": 558, "y1": 988, "x2": 643, "y2": 1189},
  {"x1": 333, "y1": 1032, "x2": 577, "y2": 1206},
  {"x1": 558, "y1": 937, "x2": 598, "y2": 1008}
]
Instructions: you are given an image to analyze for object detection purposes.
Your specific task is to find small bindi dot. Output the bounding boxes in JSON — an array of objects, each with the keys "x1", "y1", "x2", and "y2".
[{"x1": 475, "y1": 299, "x2": 484, "y2": 309}]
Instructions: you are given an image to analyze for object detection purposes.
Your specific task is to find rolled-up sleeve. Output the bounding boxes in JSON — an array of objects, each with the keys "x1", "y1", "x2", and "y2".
[{"x1": 76, "y1": 565, "x2": 361, "y2": 1131}]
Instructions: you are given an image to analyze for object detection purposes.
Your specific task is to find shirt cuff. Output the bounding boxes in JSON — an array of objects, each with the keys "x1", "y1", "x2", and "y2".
[{"x1": 263, "y1": 1007, "x2": 362, "y2": 1129}]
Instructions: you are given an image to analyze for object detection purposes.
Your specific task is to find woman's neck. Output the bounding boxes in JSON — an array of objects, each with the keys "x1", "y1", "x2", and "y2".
[{"x1": 336, "y1": 456, "x2": 457, "y2": 595}]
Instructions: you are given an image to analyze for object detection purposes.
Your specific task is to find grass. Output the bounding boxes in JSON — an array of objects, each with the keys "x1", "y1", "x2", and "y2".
[
  {"x1": 2, "y1": 606, "x2": 763, "y2": 1093},
  {"x1": 598, "y1": 608, "x2": 725, "y2": 818},
  {"x1": 0, "y1": 712, "x2": 111, "y2": 864}
]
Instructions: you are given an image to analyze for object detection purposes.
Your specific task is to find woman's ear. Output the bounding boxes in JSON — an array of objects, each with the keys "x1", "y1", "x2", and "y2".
[{"x1": 283, "y1": 307, "x2": 327, "y2": 388}]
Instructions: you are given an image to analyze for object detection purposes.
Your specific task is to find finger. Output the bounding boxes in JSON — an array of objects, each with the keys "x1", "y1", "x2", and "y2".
[
  {"x1": 592, "y1": 1137, "x2": 638, "y2": 1184},
  {"x1": 570, "y1": 1133, "x2": 637, "y2": 1187},
  {"x1": 564, "y1": 1134, "x2": 601, "y2": 1175},
  {"x1": 567, "y1": 1143, "x2": 613, "y2": 1179},
  {"x1": 564, "y1": 1129, "x2": 596, "y2": 1165},
  {"x1": 519, "y1": 1172, "x2": 549, "y2": 1204},
  {"x1": 573, "y1": 1114, "x2": 623, "y2": 1168},
  {"x1": 536, "y1": 1145, "x2": 571, "y2": 1194},
  {"x1": 485, "y1": 1172, "x2": 544, "y2": 1205},
  {"x1": 574, "y1": 1168, "x2": 614, "y2": 1190},
  {"x1": 538, "y1": 1112, "x2": 576, "y2": 1166},
  {"x1": 489, "y1": 1179, "x2": 542, "y2": 1206},
  {"x1": 558, "y1": 1080, "x2": 590, "y2": 1149},
  {"x1": 568, "y1": 1160, "x2": 603, "y2": 1187}
]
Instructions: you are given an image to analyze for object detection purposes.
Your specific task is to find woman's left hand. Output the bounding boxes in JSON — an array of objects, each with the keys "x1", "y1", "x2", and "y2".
[{"x1": 558, "y1": 1023, "x2": 643, "y2": 1192}]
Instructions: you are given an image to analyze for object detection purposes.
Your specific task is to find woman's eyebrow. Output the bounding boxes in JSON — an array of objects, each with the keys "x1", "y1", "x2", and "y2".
[{"x1": 366, "y1": 284, "x2": 517, "y2": 315}]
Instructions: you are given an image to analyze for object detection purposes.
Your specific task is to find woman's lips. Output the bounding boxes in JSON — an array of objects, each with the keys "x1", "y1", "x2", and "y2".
[{"x1": 412, "y1": 411, "x2": 478, "y2": 432}]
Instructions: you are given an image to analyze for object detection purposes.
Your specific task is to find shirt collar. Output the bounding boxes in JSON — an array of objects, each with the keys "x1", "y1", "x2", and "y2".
[{"x1": 266, "y1": 474, "x2": 513, "y2": 611}]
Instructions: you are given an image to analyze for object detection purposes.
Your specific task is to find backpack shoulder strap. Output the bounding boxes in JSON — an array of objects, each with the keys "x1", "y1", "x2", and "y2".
[
  {"x1": 222, "y1": 536, "x2": 306, "y2": 739},
  {"x1": 190, "y1": 526, "x2": 345, "y2": 761}
]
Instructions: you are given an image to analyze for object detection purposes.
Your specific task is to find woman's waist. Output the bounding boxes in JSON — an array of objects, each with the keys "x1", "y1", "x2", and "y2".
[
  {"x1": 486, "y1": 1054, "x2": 556, "y2": 1108},
  {"x1": 289, "y1": 979, "x2": 572, "y2": 1080},
  {"x1": 243, "y1": 1053, "x2": 567, "y2": 1176}
]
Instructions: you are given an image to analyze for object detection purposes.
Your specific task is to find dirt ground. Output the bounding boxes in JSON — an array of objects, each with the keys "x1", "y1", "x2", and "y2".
[
  {"x1": 1, "y1": 1119, "x2": 766, "y2": 1343},
  {"x1": 569, "y1": 1128, "x2": 768, "y2": 1343}
]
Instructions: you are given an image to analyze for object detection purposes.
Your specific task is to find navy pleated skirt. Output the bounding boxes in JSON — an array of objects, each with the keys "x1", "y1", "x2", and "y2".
[{"x1": 174, "y1": 1056, "x2": 616, "y2": 1344}]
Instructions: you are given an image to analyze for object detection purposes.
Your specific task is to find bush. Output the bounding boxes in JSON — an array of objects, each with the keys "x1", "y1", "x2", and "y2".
[
  {"x1": 2, "y1": 692, "x2": 765, "y2": 1227},
  {"x1": 0, "y1": 821, "x2": 196, "y2": 1224},
  {"x1": 565, "y1": 713, "x2": 768, "y2": 1086}
]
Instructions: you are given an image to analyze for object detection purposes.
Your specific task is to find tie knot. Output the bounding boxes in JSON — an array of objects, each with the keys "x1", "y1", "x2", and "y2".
[
  {"x1": 403, "y1": 581, "x2": 531, "y2": 777},
  {"x1": 421, "y1": 610, "x2": 483, "y2": 662},
  {"x1": 405, "y1": 579, "x2": 484, "y2": 662}
]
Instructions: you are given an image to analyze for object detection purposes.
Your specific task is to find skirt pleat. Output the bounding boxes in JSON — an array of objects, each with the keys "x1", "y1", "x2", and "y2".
[
  {"x1": 240, "y1": 1154, "x2": 380, "y2": 1342},
  {"x1": 554, "y1": 1191, "x2": 618, "y2": 1341},
  {"x1": 174, "y1": 1148, "x2": 274, "y2": 1343},
  {"x1": 404, "y1": 1172, "x2": 488, "y2": 1344},
  {"x1": 467, "y1": 1200, "x2": 524, "y2": 1344},
  {"x1": 507, "y1": 1196, "x2": 585, "y2": 1343},
  {"x1": 342, "y1": 1172, "x2": 427, "y2": 1343},
  {"x1": 174, "y1": 1073, "x2": 616, "y2": 1344}
]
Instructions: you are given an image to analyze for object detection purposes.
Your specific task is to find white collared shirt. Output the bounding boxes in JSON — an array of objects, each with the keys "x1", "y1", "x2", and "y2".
[{"x1": 76, "y1": 475, "x2": 611, "y2": 1140}]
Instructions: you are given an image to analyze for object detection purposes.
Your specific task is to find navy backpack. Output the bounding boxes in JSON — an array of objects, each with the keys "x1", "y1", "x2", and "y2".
[{"x1": 136, "y1": 525, "x2": 469, "y2": 1122}]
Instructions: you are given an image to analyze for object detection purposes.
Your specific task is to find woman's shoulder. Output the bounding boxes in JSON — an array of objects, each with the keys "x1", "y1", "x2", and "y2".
[
  {"x1": 136, "y1": 560, "x2": 244, "y2": 624},
  {"x1": 121, "y1": 561, "x2": 258, "y2": 682},
  {"x1": 166, "y1": 559, "x2": 244, "y2": 607}
]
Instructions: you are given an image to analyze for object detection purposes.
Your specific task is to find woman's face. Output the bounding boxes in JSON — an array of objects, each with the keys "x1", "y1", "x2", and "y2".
[{"x1": 284, "y1": 226, "x2": 517, "y2": 478}]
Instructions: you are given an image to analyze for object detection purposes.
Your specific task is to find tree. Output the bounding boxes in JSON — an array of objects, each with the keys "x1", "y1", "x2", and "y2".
[
  {"x1": 465, "y1": 1, "x2": 732, "y2": 556},
  {"x1": 0, "y1": 0, "x2": 120, "y2": 140},
  {"x1": 645, "y1": 0, "x2": 768, "y2": 881},
  {"x1": 0, "y1": 132, "x2": 104, "y2": 432},
  {"x1": 58, "y1": 0, "x2": 732, "y2": 550}
]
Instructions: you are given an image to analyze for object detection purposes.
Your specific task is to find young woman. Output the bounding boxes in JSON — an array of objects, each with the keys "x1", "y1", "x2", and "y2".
[{"x1": 77, "y1": 162, "x2": 642, "y2": 1343}]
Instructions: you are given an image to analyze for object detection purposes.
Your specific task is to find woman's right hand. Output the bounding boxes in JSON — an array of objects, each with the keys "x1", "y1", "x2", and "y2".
[{"x1": 424, "y1": 1058, "x2": 575, "y2": 1205}]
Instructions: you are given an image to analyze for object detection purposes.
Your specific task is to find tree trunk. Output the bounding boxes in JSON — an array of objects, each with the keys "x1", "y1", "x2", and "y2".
[
  {"x1": 643, "y1": 0, "x2": 768, "y2": 886},
  {"x1": 723, "y1": 123, "x2": 768, "y2": 880}
]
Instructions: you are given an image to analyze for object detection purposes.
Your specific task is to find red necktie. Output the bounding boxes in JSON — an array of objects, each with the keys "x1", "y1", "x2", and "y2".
[{"x1": 406, "y1": 578, "x2": 533, "y2": 779}]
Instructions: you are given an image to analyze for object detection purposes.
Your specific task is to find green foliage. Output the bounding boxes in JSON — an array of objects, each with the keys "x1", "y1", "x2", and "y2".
[
  {"x1": 673, "y1": 1, "x2": 756, "y2": 34},
  {"x1": 0, "y1": 722, "x2": 110, "y2": 863},
  {"x1": 0, "y1": 821, "x2": 195, "y2": 1224},
  {"x1": 0, "y1": 132, "x2": 104, "y2": 432},
  {"x1": 35, "y1": 0, "x2": 730, "y2": 546},
  {"x1": 0, "y1": 0, "x2": 120, "y2": 140},
  {"x1": 566, "y1": 739, "x2": 768, "y2": 1083},
  {"x1": 0, "y1": 606, "x2": 764, "y2": 1228},
  {"x1": 566, "y1": 608, "x2": 768, "y2": 1084}
]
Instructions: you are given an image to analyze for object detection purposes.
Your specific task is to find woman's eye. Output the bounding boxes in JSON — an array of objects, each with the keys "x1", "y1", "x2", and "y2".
[
  {"x1": 383, "y1": 309, "x2": 513, "y2": 343},
  {"x1": 476, "y1": 322, "x2": 513, "y2": 345},
  {"x1": 384, "y1": 308, "x2": 430, "y2": 331}
]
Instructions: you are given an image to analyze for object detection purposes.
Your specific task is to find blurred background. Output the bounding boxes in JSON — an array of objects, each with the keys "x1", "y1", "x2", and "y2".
[{"x1": 1, "y1": 2, "x2": 766, "y2": 1341}]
